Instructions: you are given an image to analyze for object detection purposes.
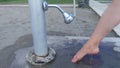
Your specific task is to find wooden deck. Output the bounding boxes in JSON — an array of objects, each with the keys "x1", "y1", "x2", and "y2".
[{"x1": 90, "y1": 0, "x2": 120, "y2": 36}]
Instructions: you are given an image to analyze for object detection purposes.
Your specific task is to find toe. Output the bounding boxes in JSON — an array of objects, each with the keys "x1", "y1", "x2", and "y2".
[
  {"x1": 72, "y1": 51, "x2": 87, "y2": 63},
  {"x1": 72, "y1": 55, "x2": 79, "y2": 63}
]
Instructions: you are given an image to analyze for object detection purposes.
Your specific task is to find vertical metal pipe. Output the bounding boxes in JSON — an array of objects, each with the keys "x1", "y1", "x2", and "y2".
[
  {"x1": 28, "y1": 0, "x2": 48, "y2": 56},
  {"x1": 73, "y1": 0, "x2": 76, "y2": 17}
]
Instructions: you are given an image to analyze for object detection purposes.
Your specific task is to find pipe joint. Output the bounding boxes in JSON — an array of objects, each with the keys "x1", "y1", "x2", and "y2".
[{"x1": 26, "y1": 48, "x2": 56, "y2": 66}]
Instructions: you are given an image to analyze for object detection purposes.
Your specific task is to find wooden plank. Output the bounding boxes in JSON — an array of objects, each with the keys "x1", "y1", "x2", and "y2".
[{"x1": 89, "y1": 0, "x2": 120, "y2": 36}]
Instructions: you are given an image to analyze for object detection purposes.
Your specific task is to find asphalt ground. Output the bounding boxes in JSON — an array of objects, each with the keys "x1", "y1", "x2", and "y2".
[{"x1": 0, "y1": 6, "x2": 117, "y2": 50}]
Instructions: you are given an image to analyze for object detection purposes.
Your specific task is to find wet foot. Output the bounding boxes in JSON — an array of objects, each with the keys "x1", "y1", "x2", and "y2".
[{"x1": 72, "y1": 42, "x2": 99, "y2": 63}]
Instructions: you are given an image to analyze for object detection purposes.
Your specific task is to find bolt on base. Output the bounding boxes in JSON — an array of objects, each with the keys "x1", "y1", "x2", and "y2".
[{"x1": 26, "y1": 48, "x2": 56, "y2": 66}]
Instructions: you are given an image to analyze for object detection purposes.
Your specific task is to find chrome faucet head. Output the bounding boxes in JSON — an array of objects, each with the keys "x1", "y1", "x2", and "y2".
[
  {"x1": 63, "y1": 12, "x2": 74, "y2": 24},
  {"x1": 43, "y1": 1, "x2": 75, "y2": 24}
]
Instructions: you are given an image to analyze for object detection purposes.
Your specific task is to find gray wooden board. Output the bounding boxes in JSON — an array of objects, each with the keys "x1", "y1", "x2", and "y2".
[{"x1": 0, "y1": 35, "x2": 120, "y2": 68}]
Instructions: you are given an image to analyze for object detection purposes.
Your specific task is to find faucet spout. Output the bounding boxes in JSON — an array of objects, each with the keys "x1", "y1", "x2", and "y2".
[
  {"x1": 42, "y1": 1, "x2": 76, "y2": 24},
  {"x1": 48, "y1": 4, "x2": 65, "y2": 14},
  {"x1": 48, "y1": 4, "x2": 74, "y2": 24}
]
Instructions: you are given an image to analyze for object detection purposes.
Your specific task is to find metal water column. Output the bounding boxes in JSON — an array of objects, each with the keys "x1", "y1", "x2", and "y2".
[
  {"x1": 27, "y1": 0, "x2": 56, "y2": 65},
  {"x1": 28, "y1": 0, "x2": 48, "y2": 57},
  {"x1": 27, "y1": 0, "x2": 76, "y2": 66}
]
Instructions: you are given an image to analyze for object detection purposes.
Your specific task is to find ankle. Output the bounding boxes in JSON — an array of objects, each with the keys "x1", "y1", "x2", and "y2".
[
  {"x1": 89, "y1": 35, "x2": 103, "y2": 46},
  {"x1": 85, "y1": 40, "x2": 99, "y2": 48}
]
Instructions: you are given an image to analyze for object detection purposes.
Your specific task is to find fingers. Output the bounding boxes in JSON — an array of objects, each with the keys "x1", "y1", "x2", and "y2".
[
  {"x1": 72, "y1": 55, "x2": 79, "y2": 63},
  {"x1": 72, "y1": 52, "x2": 86, "y2": 63}
]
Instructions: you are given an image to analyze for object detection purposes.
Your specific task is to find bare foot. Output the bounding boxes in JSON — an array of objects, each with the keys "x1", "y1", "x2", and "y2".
[{"x1": 72, "y1": 41, "x2": 99, "y2": 63}]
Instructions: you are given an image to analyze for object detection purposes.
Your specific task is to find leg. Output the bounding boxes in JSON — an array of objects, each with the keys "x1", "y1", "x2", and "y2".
[{"x1": 72, "y1": 0, "x2": 120, "y2": 63}]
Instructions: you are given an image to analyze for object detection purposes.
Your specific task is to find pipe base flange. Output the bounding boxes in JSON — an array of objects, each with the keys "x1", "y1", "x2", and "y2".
[{"x1": 26, "y1": 48, "x2": 56, "y2": 66}]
